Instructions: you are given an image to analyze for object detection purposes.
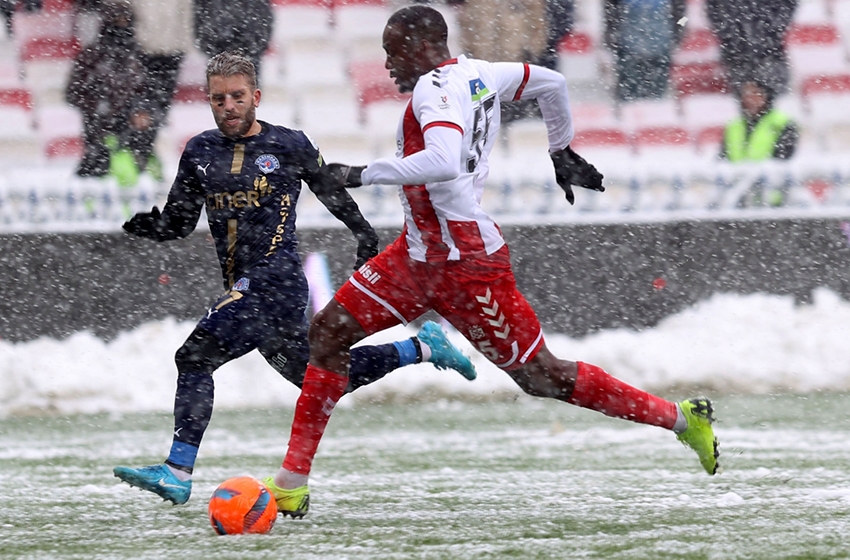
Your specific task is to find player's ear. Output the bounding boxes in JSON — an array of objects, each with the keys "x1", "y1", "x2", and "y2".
[{"x1": 253, "y1": 88, "x2": 261, "y2": 107}]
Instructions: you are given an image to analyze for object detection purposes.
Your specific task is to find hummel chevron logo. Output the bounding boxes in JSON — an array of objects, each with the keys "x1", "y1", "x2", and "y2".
[{"x1": 475, "y1": 289, "x2": 510, "y2": 339}]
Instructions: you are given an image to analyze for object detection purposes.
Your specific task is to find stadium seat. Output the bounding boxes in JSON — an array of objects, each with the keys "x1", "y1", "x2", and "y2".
[
  {"x1": 618, "y1": 98, "x2": 680, "y2": 131},
  {"x1": 632, "y1": 126, "x2": 696, "y2": 173},
  {"x1": 557, "y1": 31, "x2": 599, "y2": 83},
  {"x1": 680, "y1": 92, "x2": 738, "y2": 129},
  {"x1": 694, "y1": 125, "x2": 724, "y2": 156},
  {"x1": 11, "y1": 9, "x2": 75, "y2": 47},
  {"x1": 0, "y1": 87, "x2": 34, "y2": 138},
  {"x1": 571, "y1": 101, "x2": 618, "y2": 129},
  {"x1": 35, "y1": 103, "x2": 82, "y2": 141},
  {"x1": 673, "y1": 27, "x2": 721, "y2": 66},
  {"x1": 332, "y1": 0, "x2": 391, "y2": 61},
  {"x1": 793, "y1": 0, "x2": 830, "y2": 24},
  {"x1": 801, "y1": 73, "x2": 850, "y2": 150},
  {"x1": 271, "y1": 0, "x2": 332, "y2": 46},
  {"x1": 786, "y1": 23, "x2": 850, "y2": 86},
  {"x1": 348, "y1": 59, "x2": 409, "y2": 121},
  {"x1": 570, "y1": 126, "x2": 634, "y2": 180},
  {"x1": 0, "y1": 87, "x2": 38, "y2": 159},
  {"x1": 672, "y1": 61, "x2": 728, "y2": 97},
  {"x1": 44, "y1": 135, "x2": 82, "y2": 159},
  {"x1": 19, "y1": 37, "x2": 80, "y2": 103}
]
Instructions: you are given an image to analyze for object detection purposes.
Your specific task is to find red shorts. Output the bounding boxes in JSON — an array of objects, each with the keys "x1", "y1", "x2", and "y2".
[{"x1": 335, "y1": 237, "x2": 544, "y2": 370}]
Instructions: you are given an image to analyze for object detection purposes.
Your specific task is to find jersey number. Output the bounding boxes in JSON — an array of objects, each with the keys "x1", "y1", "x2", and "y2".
[{"x1": 467, "y1": 94, "x2": 497, "y2": 173}]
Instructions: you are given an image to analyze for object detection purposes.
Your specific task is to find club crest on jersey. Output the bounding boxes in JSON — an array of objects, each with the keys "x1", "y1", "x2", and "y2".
[
  {"x1": 232, "y1": 277, "x2": 250, "y2": 291},
  {"x1": 255, "y1": 154, "x2": 280, "y2": 174}
]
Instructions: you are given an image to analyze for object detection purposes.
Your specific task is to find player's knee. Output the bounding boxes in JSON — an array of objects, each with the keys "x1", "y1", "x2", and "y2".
[
  {"x1": 175, "y1": 329, "x2": 232, "y2": 374},
  {"x1": 260, "y1": 349, "x2": 308, "y2": 388}
]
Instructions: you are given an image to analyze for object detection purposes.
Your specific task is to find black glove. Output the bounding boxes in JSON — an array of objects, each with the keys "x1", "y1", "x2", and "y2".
[
  {"x1": 327, "y1": 163, "x2": 365, "y2": 189},
  {"x1": 122, "y1": 206, "x2": 162, "y2": 238},
  {"x1": 550, "y1": 146, "x2": 604, "y2": 205},
  {"x1": 354, "y1": 229, "x2": 380, "y2": 270}
]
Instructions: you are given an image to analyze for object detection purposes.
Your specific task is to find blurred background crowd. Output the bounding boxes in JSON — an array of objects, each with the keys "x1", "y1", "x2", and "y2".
[{"x1": 0, "y1": 0, "x2": 849, "y2": 225}]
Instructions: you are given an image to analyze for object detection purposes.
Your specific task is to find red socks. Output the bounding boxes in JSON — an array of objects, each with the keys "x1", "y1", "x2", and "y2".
[
  {"x1": 282, "y1": 365, "x2": 349, "y2": 475},
  {"x1": 568, "y1": 361, "x2": 678, "y2": 429}
]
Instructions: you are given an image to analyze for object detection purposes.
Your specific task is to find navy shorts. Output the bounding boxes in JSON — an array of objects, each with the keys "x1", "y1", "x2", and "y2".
[{"x1": 197, "y1": 251, "x2": 310, "y2": 386}]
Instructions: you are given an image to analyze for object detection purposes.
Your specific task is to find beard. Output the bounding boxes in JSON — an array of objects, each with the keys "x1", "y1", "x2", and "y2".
[{"x1": 216, "y1": 105, "x2": 257, "y2": 139}]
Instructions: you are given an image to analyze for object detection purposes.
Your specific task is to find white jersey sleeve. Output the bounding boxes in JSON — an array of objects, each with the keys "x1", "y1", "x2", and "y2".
[
  {"x1": 489, "y1": 62, "x2": 574, "y2": 151},
  {"x1": 360, "y1": 125, "x2": 462, "y2": 186}
]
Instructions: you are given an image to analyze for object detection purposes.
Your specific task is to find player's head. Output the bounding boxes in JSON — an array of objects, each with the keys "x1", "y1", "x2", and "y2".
[
  {"x1": 206, "y1": 52, "x2": 262, "y2": 139},
  {"x1": 383, "y1": 6, "x2": 451, "y2": 93}
]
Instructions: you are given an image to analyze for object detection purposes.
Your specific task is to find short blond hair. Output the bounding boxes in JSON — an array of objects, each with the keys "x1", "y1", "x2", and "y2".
[{"x1": 206, "y1": 52, "x2": 257, "y2": 90}]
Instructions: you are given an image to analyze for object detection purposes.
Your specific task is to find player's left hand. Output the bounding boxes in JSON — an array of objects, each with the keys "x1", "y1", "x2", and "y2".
[
  {"x1": 327, "y1": 163, "x2": 365, "y2": 189},
  {"x1": 354, "y1": 228, "x2": 380, "y2": 269},
  {"x1": 122, "y1": 206, "x2": 162, "y2": 238},
  {"x1": 550, "y1": 146, "x2": 604, "y2": 205}
]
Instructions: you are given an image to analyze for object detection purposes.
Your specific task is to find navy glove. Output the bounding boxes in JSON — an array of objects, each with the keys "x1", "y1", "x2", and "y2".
[
  {"x1": 354, "y1": 228, "x2": 380, "y2": 269},
  {"x1": 550, "y1": 146, "x2": 604, "y2": 205},
  {"x1": 122, "y1": 206, "x2": 162, "y2": 238},
  {"x1": 327, "y1": 163, "x2": 365, "y2": 189}
]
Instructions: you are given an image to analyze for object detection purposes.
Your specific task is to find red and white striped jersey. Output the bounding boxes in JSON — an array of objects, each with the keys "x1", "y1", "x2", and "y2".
[{"x1": 361, "y1": 55, "x2": 574, "y2": 262}]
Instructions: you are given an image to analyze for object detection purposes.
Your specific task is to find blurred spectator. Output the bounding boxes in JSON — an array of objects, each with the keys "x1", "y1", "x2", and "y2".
[
  {"x1": 193, "y1": 0, "x2": 273, "y2": 83},
  {"x1": 65, "y1": 1, "x2": 160, "y2": 186},
  {"x1": 721, "y1": 80, "x2": 798, "y2": 207},
  {"x1": 454, "y1": 0, "x2": 549, "y2": 122},
  {"x1": 128, "y1": 0, "x2": 192, "y2": 181},
  {"x1": 538, "y1": 0, "x2": 574, "y2": 71},
  {"x1": 706, "y1": 0, "x2": 797, "y2": 96},
  {"x1": 720, "y1": 80, "x2": 798, "y2": 162},
  {"x1": 1, "y1": 0, "x2": 40, "y2": 38},
  {"x1": 604, "y1": 0, "x2": 686, "y2": 102},
  {"x1": 455, "y1": 0, "x2": 548, "y2": 65}
]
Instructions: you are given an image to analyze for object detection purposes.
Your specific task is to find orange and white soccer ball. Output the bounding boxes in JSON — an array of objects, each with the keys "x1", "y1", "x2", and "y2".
[{"x1": 208, "y1": 476, "x2": 278, "y2": 535}]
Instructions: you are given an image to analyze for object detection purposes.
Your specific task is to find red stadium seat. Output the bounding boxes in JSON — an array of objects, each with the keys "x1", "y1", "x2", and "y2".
[
  {"x1": 694, "y1": 125, "x2": 724, "y2": 155},
  {"x1": 672, "y1": 61, "x2": 728, "y2": 96},
  {"x1": 0, "y1": 87, "x2": 33, "y2": 110},
  {"x1": 19, "y1": 37, "x2": 81, "y2": 62},
  {"x1": 349, "y1": 59, "x2": 409, "y2": 117},
  {"x1": 44, "y1": 136, "x2": 82, "y2": 159},
  {"x1": 786, "y1": 23, "x2": 840, "y2": 47},
  {"x1": 633, "y1": 126, "x2": 691, "y2": 147},
  {"x1": 557, "y1": 31, "x2": 593, "y2": 54},
  {"x1": 801, "y1": 73, "x2": 850, "y2": 98},
  {"x1": 571, "y1": 128, "x2": 631, "y2": 149},
  {"x1": 673, "y1": 27, "x2": 720, "y2": 65}
]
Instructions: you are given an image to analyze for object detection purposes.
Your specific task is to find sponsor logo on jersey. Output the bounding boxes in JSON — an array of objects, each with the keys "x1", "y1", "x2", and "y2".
[
  {"x1": 255, "y1": 154, "x2": 280, "y2": 174},
  {"x1": 438, "y1": 94, "x2": 450, "y2": 110},
  {"x1": 469, "y1": 78, "x2": 490, "y2": 102},
  {"x1": 232, "y1": 277, "x2": 250, "y2": 291}
]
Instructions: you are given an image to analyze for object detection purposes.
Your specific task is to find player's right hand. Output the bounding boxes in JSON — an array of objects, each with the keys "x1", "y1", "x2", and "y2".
[
  {"x1": 550, "y1": 146, "x2": 604, "y2": 205},
  {"x1": 122, "y1": 206, "x2": 162, "y2": 238},
  {"x1": 327, "y1": 163, "x2": 365, "y2": 189}
]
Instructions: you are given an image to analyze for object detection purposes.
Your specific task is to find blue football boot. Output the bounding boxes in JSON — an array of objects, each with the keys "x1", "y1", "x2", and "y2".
[{"x1": 113, "y1": 464, "x2": 192, "y2": 505}]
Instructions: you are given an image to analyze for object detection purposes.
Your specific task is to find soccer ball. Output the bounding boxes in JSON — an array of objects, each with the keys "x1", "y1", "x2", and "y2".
[{"x1": 208, "y1": 476, "x2": 278, "y2": 535}]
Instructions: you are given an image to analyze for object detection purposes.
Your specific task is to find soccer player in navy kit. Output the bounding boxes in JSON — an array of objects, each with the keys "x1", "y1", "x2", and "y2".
[{"x1": 112, "y1": 52, "x2": 476, "y2": 505}]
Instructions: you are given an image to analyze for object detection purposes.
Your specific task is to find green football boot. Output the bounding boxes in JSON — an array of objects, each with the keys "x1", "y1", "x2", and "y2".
[
  {"x1": 677, "y1": 397, "x2": 720, "y2": 475},
  {"x1": 262, "y1": 476, "x2": 310, "y2": 518}
]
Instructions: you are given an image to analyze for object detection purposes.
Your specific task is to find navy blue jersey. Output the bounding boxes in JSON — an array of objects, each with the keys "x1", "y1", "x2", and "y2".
[{"x1": 161, "y1": 121, "x2": 320, "y2": 287}]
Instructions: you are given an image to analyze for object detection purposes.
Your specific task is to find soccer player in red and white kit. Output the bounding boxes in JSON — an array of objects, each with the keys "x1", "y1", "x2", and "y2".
[{"x1": 263, "y1": 5, "x2": 720, "y2": 517}]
